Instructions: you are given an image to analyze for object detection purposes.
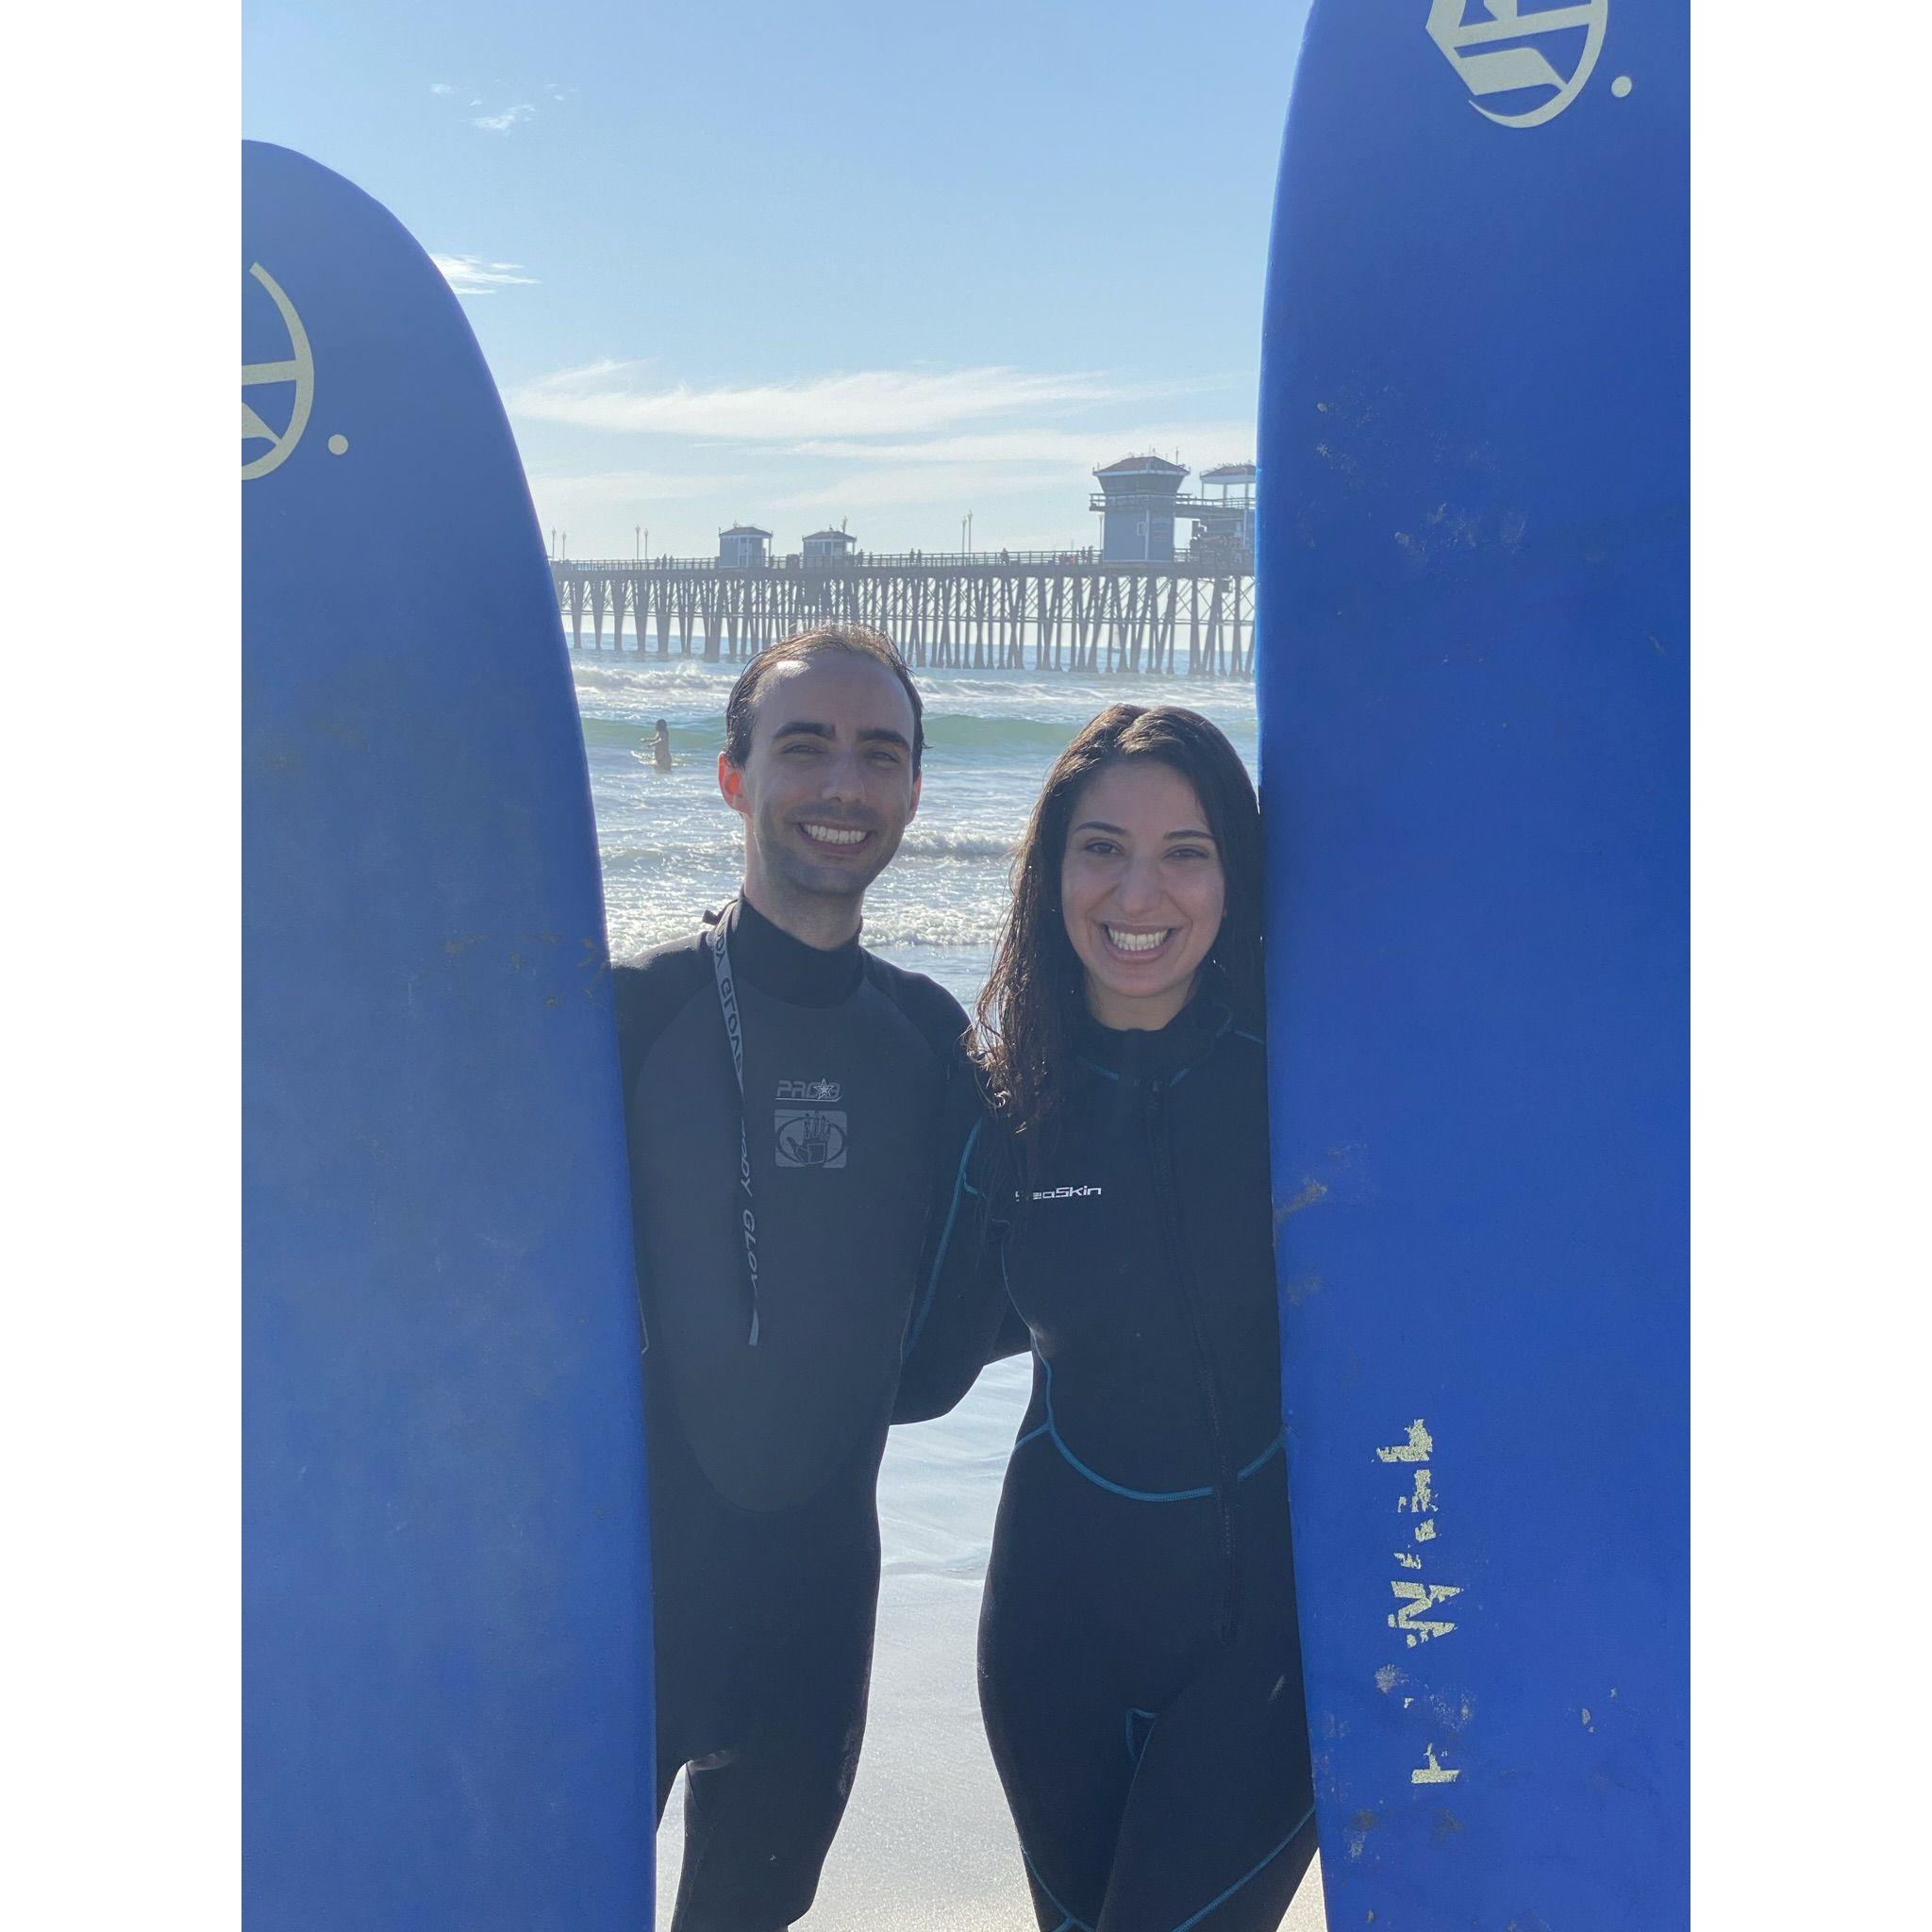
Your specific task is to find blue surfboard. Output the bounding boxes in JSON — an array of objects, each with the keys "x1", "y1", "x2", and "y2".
[
  {"x1": 242, "y1": 142, "x2": 653, "y2": 1927},
  {"x1": 1257, "y1": 8, "x2": 1687, "y2": 1928}
]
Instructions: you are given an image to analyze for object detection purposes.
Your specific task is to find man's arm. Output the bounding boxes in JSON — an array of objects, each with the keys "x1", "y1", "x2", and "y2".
[{"x1": 892, "y1": 1048, "x2": 1026, "y2": 1423}]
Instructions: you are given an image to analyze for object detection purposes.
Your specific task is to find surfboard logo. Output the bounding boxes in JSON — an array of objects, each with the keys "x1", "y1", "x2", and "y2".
[
  {"x1": 1424, "y1": 0, "x2": 1610, "y2": 129},
  {"x1": 242, "y1": 263, "x2": 315, "y2": 479}
]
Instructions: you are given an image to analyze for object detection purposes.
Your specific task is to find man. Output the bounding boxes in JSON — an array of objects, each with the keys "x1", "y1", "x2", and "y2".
[{"x1": 613, "y1": 624, "x2": 973, "y2": 1930}]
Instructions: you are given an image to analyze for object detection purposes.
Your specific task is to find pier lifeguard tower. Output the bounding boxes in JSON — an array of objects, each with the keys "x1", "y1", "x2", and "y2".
[{"x1": 1091, "y1": 455, "x2": 1189, "y2": 562}]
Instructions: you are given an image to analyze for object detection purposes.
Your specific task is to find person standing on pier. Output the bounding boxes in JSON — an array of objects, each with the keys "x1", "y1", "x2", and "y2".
[{"x1": 611, "y1": 623, "x2": 974, "y2": 1931}]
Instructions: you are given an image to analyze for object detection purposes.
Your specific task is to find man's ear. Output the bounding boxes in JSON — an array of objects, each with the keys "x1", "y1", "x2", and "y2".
[{"x1": 718, "y1": 751, "x2": 749, "y2": 819}]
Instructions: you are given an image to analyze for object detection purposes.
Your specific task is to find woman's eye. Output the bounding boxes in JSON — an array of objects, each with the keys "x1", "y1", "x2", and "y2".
[
  {"x1": 1081, "y1": 840, "x2": 1121, "y2": 858},
  {"x1": 1169, "y1": 847, "x2": 1211, "y2": 862}
]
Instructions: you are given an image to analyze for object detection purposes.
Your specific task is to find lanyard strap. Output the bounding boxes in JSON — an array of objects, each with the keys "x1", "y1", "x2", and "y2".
[{"x1": 708, "y1": 905, "x2": 761, "y2": 1344}]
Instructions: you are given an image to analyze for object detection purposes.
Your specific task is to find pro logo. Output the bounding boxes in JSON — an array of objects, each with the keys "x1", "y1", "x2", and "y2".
[
  {"x1": 1424, "y1": 0, "x2": 1613, "y2": 130},
  {"x1": 776, "y1": 1078, "x2": 842, "y2": 1104}
]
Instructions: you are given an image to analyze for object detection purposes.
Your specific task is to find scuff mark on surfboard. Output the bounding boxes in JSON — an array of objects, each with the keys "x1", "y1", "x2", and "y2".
[
  {"x1": 1375, "y1": 1418, "x2": 1433, "y2": 1463},
  {"x1": 1274, "y1": 1178, "x2": 1329, "y2": 1229}
]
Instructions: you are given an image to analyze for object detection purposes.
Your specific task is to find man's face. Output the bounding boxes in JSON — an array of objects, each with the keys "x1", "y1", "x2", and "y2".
[{"x1": 719, "y1": 653, "x2": 922, "y2": 910}]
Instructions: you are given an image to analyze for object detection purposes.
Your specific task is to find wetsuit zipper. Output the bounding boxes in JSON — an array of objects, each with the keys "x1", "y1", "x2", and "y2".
[{"x1": 1145, "y1": 1074, "x2": 1240, "y2": 1645}]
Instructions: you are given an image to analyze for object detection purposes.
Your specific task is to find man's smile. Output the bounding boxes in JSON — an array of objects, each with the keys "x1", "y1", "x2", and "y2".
[{"x1": 798, "y1": 822, "x2": 873, "y2": 849}]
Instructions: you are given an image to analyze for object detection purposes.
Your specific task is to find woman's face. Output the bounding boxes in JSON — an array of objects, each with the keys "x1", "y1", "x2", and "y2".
[{"x1": 1059, "y1": 759, "x2": 1225, "y2": 1031}]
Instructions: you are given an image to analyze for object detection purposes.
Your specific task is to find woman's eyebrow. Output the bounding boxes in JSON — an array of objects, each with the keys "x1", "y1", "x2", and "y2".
[{"x1": 1069, "y1": 819, "x2": 1216, "y2": 841}]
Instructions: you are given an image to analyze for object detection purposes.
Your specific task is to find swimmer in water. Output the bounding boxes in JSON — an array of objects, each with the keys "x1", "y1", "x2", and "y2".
[{"x1": 652, "y1": 718, "x2": 673, "y2": 772}]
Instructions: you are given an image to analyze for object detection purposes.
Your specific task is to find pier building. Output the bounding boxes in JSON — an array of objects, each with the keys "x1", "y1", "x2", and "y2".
[
  {"x1": 718, "y1": 524, "x2": 771, "y2": 568},
  {"x1": 1092, "y1": 455, "x2": 1189, "y2": 562},
  {"x1": 1189, "y1": 462, "x2": 1257, "y2": 565},
  {"x1": 802, "y1": 526, "x2": 858, "y2": 566}
]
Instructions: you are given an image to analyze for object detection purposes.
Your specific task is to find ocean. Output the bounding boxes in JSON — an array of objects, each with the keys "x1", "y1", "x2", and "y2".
[{"x1": 574, "y1": 655, "x2": 1324, "y2": 1929}]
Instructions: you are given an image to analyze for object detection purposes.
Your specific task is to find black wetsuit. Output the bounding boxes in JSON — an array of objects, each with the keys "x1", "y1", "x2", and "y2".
[
  {"x1": 897, "y1": 991, "x2": 1318, "y2": 1932},
  {"x1": 615, "y1": 896, "x2": 970, "y2": 1932}
]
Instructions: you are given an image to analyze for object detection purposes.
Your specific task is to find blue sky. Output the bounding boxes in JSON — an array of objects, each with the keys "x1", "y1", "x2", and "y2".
[{"x1": 243, "y1": 0, "x2": 1313, "y2": 559}]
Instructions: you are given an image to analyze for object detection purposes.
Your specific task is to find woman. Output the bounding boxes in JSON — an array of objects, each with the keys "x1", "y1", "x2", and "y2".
[{"x1": 898, "y1": 704, "x2": 1316, "y2": 1930}]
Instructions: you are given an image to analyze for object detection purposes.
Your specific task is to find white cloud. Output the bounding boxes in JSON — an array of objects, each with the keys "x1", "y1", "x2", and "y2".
[
  {"x1": 785, "y1": 424, "x2": 1256, "y2": 470},
  {"x1": 507, "y1": 363, "x2": 1156, "y2": 441},
  {"x1": 472, "y1": 102, "x2": 535, "y2": 132},
  {"x1": 431, "y1": 254, "x2": 539, "y2": 297},
  {"x1": 774, "y1": 465, "x2": 1070, "y2": 513},
  {"x1": 429, "y1": 81, "x2": 455, "y2": 95},
  {"x1": 527, "y1": 468, "x2": 750, "y2": 510}
]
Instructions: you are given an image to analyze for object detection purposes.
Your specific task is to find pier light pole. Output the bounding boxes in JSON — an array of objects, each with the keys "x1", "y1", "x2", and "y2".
[{"x1": 635, "y1": 525, "x2": 640, "y2": 562}]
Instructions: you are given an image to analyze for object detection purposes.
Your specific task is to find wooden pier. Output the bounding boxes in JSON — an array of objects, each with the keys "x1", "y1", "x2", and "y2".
[{"x1": 552, "y1": 550, "x2": 1255, "y2": 677}]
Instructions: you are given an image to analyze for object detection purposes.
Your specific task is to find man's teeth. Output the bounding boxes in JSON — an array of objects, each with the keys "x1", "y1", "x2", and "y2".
[
  {"x1": 802, "y1": 824, "x2": 867, "y2": 846},
  {"x1": 1107, "y1": 927, "x2": 1171, "y2": 953}
]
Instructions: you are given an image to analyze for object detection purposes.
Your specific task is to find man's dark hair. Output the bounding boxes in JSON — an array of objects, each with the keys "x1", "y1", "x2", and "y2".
[{"x1": 723, "y1": 624, "x2": 925, "y2": 772}]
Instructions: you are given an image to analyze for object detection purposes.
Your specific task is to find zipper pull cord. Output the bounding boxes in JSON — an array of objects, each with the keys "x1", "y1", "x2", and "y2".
[
  {"x1": 1147, "y1": 1076, "x2": 1241, "y2": 1644},
  {"x1": 707, "y1": 904, "x2": 762, "y2": 1344}
]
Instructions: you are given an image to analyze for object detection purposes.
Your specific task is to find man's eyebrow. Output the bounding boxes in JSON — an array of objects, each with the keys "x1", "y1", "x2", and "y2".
[
  {"x1": 770, "y1": 719, "x2": 912, "y2": 752},
  {"x1": 1071, "y1": 819, "x2": 1216, "y2": 841}
]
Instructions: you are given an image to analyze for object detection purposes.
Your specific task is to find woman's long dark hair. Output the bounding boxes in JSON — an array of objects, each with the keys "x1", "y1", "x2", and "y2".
[{"x1": 975, "y1": 704, "x2": 1263, "y2": 1159}]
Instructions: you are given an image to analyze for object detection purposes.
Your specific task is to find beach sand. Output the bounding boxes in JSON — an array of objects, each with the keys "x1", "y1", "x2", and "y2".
[{"x1": 655, "y1": 1358, "x2": 1327, "y2": 1929}]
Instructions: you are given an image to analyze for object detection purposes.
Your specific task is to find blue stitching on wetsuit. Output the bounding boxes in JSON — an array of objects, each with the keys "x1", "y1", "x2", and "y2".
[
  {"x1": 1163, "y1": 1803, "x2": 1317, "y2": 1932},
  {"x1": 1022, "y1": 1844, "x2": 1096, "y2": 1932},
  {"x1": 1124, "y1": 1705, "x2": 1159, "y2": 1766},
  {"x1": 902, "y1": 1118, "x2": 984, "y2": 1358},
  {"x1": 1232, "y1": 1025, "x2": 1264, "y2": 1046},
  {"x1": 1021, "y1": 1354, "x2": 1281, "y2": 1503},
  {"x1": 1165, "y1": 1008, "x2": 1234, "y2": 1089}
]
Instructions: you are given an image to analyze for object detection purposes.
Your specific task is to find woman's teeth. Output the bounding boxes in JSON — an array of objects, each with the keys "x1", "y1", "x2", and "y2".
[
  {"x1": 1106, "y1": 927, "x2": 1171, "y2": 953},
  {"x1": 802, "y1": 823, "x2": 868, "y2": 846}
]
